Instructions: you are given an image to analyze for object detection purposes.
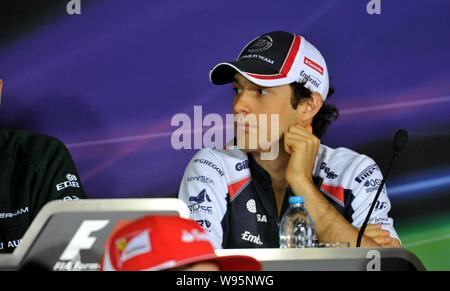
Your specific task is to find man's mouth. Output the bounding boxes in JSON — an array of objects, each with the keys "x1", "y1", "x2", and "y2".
[{"x1": 236, "y1": 123, "x2": 257, "y2": 131}]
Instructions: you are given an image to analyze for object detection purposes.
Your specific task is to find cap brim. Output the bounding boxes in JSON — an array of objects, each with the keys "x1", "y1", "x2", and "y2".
[
  {"x1": 211, "y1": 255, "x2": 262, "y2": 271},
  {"x1": 147, "y1": 253, "x2": 261, "y2": 271},
  {"x1": 209, "y1": 60, "x2": 295, "y2": 88}
]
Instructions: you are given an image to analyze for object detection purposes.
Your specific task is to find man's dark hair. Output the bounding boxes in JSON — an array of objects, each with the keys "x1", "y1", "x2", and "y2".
[{"x1": 290, "y1": 82, "x2": 339, "y2": 138}]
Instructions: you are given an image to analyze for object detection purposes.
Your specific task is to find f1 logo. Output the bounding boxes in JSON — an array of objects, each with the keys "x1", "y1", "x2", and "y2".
[{"x1": 59, "y1": 220, "x2": 109, "y2": 261}]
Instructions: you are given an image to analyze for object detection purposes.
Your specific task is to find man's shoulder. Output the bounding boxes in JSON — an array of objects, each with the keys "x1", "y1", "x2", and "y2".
[
  {"x1": 318, "y1": 144, "x2": 376, "y2": 167},
  {"x1": 187, "y1": 147, "x2": 249, "y2": 181},
  {"x1": 316, "y1": 144, "x2": 379, "y2": 186},
  {"x1": 1, "y1": 128, "x2": 69, "y2": 165},
  {"x1": 193, "y1": 147, "x2": 247, "y2": 160},
  {"x1": 1, "y1": 128, "x2": 65, "y2": 149}
]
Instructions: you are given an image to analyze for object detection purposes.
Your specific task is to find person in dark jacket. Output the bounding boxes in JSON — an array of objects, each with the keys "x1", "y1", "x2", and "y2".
[{"x1": 0, "y1": 79, "x2": 86, "y2": 253}]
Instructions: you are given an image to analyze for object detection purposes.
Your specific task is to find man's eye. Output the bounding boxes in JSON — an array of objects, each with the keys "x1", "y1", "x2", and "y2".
[
  {"x1": 232, "y1": 88, "x2": 242, "y2": 94},
  {"x1": 257, "y1": 89, "x2": 269, "y2": 96}
]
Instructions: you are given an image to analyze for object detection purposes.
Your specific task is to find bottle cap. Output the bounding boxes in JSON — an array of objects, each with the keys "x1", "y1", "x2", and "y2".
[{"x1": 288, "y1": 196, "x2": 304, "y2": 204}]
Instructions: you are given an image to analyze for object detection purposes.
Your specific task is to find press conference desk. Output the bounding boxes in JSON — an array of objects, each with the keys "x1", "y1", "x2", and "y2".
[
  {"x1": 1, "y1": 247, "x2": 425, "y2": 271},
  {"x1": 0, "y1": 199, "x2": 425, "y2": 271},
  {"x1": 216, "y1": 248, "x2": 426, "y2": 271}
]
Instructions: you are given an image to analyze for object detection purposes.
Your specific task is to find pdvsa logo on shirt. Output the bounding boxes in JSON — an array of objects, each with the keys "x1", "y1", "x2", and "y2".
[
  {"x1": 246, "y1": 199, "x2": 267, "y2": 223},
  {"x1": 56, "y1": 174, "x2": 80, "y2": 192}
]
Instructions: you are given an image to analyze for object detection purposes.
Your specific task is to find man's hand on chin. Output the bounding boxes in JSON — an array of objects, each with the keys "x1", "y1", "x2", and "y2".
[{"x1": 283, "y1": 124, "x2": 319, "y2": 191}]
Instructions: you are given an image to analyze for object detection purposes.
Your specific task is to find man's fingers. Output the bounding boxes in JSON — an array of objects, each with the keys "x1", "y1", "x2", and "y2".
[
  {"x1": 373, "y1": 236, "x2": 392, "y2": 246},
  {"x1": 362, "y1": 224, "x2": 382, "y2": 231},
  {"x1": 284, "y1": 132, "x2": 312, "y2": 154},
  {"x1": 362, "y1": 225, "x2": 392, "y2": 246},
  {"x1": 364, "y1": 228, "x2": 382, "y2": 238},
  {"x1": 288, "y1": 125, "x2": 320, "y2": 144},
  {"x1": 304, "y1": 124, "x2": 313, "y2": 134}
]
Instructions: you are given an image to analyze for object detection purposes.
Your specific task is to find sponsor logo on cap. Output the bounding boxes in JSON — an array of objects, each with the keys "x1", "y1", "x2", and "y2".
[
  {"x1": 239, "y1": 54, "x2": 275, "y2": 65},
  {"x1": 247, "y1": 35, "x2": 273, "y2": 53},
  {"x1": 181, "y1": 229, "x2": 210, "y2": 243},
  {"x1": 300, "y1": 70, "x2": 321, "y2": 88},
  {"x1": 115, "y1": 230, "x2": 152, "y2": 265},
  {"x1": 304, "y1": 57, "x2": 324, "y2": 75}
]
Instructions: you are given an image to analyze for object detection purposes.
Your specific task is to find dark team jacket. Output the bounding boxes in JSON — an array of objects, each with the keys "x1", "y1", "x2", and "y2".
[
  {"x1": 178, "y1": 145, "x2": 399, "y2": 249},
  {"x1": 0, "y1": 128, "x2": 86, "y2": 253}
]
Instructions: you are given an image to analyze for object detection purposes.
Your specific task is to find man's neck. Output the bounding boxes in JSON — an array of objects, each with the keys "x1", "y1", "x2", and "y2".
[{"x1": 252, "y1": 145, "x2": 290, "y2": 189}]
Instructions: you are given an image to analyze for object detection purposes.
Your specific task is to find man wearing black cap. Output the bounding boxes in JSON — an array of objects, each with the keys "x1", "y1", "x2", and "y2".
[
  {"x1": 178, "y1": 31, "x2": 401, "y2": 248},
  {"x1": 0, "y1": 79, "x2": 86, "y2": 253}
]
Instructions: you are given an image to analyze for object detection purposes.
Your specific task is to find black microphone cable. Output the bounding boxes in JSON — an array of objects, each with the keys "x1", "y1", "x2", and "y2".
[{"x1": 356, "y1": 129, "x2": 408, "y2": 247}]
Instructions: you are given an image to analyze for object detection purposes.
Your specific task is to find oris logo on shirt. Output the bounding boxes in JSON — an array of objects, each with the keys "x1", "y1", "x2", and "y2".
[{"x1": 56, "y1": 173, "x2": 80, "y2": 191}]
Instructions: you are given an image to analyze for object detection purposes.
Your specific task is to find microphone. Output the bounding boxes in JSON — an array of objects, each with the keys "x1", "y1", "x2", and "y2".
[{"x1": 356, "y1": 129, "x2": 408, "y2": 247}]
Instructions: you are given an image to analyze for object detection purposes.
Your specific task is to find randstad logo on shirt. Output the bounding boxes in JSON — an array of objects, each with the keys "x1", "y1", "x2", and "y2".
[{"x1": 56, "y1": 173, "x2": 80, "y2": 192}]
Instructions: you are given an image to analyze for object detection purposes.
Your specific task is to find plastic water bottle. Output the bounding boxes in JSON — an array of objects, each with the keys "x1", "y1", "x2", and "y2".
[{"x1": 279, "y1": 196, "x2": 317, "y2": 248}]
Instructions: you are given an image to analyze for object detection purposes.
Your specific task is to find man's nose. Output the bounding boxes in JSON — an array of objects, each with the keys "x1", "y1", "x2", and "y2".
[{"x1": 233, "y1": 92, "x2": 253, "y2": 115}]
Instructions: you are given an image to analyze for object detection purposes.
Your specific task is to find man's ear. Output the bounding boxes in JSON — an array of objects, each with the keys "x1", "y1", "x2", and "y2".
[{"x1": 297, "y1": 92, "x2": 323, "y2": 123}]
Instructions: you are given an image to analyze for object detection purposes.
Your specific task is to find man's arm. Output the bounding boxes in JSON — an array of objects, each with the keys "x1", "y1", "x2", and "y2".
[
  {"x1": 284, "y1": 124, "x2": 382, "y2": 247},
  {"x1": 178, "y1": 149, "x2": 228, "y2": 249},
  {"x1": 359, "y1": 224, "x2": 402, "y2": 247},
  {"x1": 290, "y1": 179, "x2": 380, "y2": 247},
  {"x1": 36, "y1": 137, "x2": 86, "y2": 212}
]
